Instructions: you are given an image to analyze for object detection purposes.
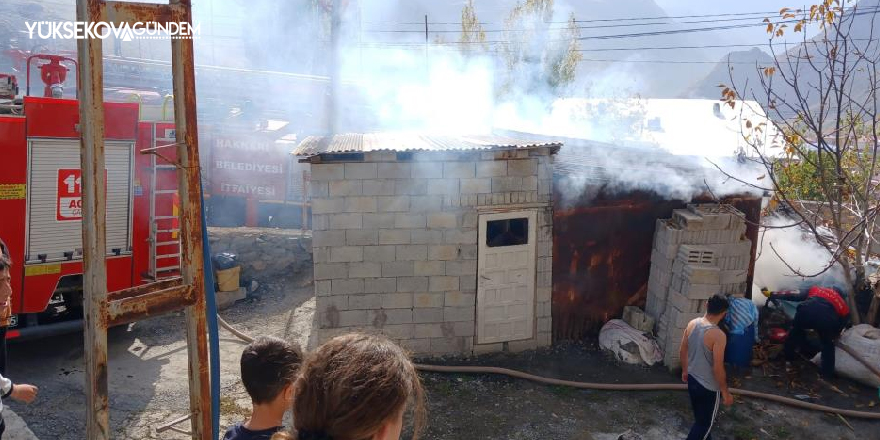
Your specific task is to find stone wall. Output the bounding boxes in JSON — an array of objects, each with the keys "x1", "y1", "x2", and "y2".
[
  {"x1": 207, "y1": 227, "x2": 313, "y2": 283},
  {"x1": 645, "y1": 204, "x2": 753, "y2": 370},
  {"x1": 309, "y1": 148, "x2": 554, "y2": 356}
]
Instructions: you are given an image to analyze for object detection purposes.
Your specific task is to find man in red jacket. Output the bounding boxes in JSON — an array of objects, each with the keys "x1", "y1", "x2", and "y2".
[{"x1": 768, "y1": 286, "x2": 849, "y2": 378}]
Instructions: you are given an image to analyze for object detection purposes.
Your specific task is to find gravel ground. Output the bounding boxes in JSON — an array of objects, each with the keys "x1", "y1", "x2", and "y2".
[
  {"x1": 416, "y1": 342, "x2": 880, "y2": 439},
  {"x1": 6, "y1": 269, "x2": 880, "y2": 439},
  {"x1": 6, "y1": 269, "x2": 314, "y2": 440}
]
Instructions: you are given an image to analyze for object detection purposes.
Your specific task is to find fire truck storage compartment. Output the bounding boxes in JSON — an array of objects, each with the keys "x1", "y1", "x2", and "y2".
[{"x1": 26, "y1": 138, "x2": 134, "y2": 262}]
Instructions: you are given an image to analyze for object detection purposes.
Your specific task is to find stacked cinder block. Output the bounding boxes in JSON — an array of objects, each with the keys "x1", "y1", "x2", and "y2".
[
  {"x1": 309, "y1": 148, "x2": 555, "y2": 356},
  {"x1": 645, "y1": 204, "x2": 753, "y2": 370}
]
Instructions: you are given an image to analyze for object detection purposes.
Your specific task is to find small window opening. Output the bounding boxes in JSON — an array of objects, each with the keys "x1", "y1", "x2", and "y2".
[{"x1": 486, "y1": 218, "x2": 528, "y2": 247}]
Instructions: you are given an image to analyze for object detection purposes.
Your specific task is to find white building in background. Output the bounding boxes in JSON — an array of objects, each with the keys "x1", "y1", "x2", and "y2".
[{"x1": 496, "y1": 98, "x2": 782, "y2": 159}]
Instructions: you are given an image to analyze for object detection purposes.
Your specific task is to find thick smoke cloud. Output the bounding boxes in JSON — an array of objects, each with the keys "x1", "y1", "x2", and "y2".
[
  {"x1": 753, "y1": 216, "x2": 848, "y2": 297},
  {"x1": 206, "y1": 0, "x2": 768, "y2": 203}
]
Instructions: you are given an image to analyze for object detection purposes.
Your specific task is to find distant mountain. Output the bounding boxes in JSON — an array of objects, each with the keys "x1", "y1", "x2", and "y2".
[
  {"x1": 687, "y1": 0, "x2": 880, "y2": 117},
  {"x1": 684, "y1": 47, "x2": 774, "y2": 101}
]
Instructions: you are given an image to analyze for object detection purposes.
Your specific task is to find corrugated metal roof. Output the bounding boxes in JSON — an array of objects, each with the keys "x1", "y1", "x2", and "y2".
[{"x1": 293, "y1": 133, "x2": 561, "y2": 157}]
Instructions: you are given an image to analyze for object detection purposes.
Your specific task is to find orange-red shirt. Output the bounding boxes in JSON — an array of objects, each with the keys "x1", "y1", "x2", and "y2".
[{"x1": 808, "y1": 286, "x2": 850, "y2": 318}]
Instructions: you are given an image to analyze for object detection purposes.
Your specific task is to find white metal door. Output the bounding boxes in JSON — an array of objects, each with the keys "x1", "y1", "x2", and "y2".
[
  {"x1": 477, "y1": 210, "x2": 537, "y2": 344},
  {"x1": 26, "y1": 138, "x2": 134, "y2": 262}
]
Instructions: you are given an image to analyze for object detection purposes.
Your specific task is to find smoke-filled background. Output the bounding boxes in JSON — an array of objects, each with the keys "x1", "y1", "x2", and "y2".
[
  {"x1": 226, "y1": 0, "x2": 777, "y2": 201},
  {"x1": 752, "y1": 216, "x2": 849, "y2": 306},
  {"x1": 2, "y1": 0, "x2": 822, "y2": 206}
]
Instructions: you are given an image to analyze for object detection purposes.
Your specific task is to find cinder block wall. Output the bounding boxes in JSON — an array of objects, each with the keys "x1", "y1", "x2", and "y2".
[
  {"x1": 308, "y1": 148, "x2": 554, "y2": 356},
  {"x1": 645, "y1": 204, "x2": 753, "y2": 370}
]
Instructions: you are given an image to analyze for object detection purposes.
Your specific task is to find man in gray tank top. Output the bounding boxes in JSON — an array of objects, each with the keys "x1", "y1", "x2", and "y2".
[{"x1": 679, "y1": 294, "x2": 733, "y2": 440}]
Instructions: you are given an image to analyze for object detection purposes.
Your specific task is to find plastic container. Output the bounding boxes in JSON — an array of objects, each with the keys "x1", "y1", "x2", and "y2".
[
  {"x1": 724, "y1": 323, "x2": 756, "y2": 368},
  {"x1": 212, "y1": 252, "x2": 238, "y2": 270},
  {"x1": 215, "y1": 266, "x2": 241, "y2": 292}
]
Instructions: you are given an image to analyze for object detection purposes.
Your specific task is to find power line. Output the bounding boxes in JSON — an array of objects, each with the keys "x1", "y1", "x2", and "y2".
[
  {"x1": 576, "y1": 43, "x2": 769, "y2": 52},
  {"x1": 362, "y1": 9, "x2": 787, "y2": 26},
  {"x1": 362, "y1": 6, "x2": 880, "y2": 26},
  {"x1": 577, "y1": 58, "x2": 761, "y2": 64},
  {"x1": 575, "y1": 10, "x2": 880, "y2": 42},
  {"x1": 355, "y1": 9, "x2": 880, "y2": 46},
  {"x1": 357, "y1": 36, "x2": 879, "y2": 49},
  {"x1": 364, "y1": 14, "x2": 785, "y2": 33}
]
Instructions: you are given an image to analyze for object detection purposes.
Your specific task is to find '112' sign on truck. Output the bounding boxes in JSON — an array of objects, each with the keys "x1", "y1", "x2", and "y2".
[{"x1": 56, "y1": 169, "x2": 106, "y2": 221}]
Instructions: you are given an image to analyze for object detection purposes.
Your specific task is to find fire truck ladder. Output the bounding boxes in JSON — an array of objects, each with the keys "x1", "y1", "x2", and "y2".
[
  {"x1": 148, "y1": 147, "x2": 182, "y2": 280},
  {"x1": 76, "y1": 1, "x2": 216, "y2": 439}
]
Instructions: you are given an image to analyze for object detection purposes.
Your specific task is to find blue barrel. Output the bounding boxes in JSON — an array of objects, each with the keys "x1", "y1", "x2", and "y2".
[{"x1": 724, "y1": 324, "x2": 755, "y2": 368}]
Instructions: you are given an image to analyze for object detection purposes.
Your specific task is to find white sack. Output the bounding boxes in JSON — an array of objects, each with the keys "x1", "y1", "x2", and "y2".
[
  {"x1": 599, "y1": 319, "x2": 663, "y2": 366},
  {"x1": 812, "y1": 324, "x2": 880, "y2": 388}
]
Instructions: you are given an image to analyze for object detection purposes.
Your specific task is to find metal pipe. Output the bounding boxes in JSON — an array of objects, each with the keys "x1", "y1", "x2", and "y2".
[
  {"x1": 200, "y1": 180, "x2": 222, "y2": 439},
  {"x1": 107, "y1": 277, "x2": 183, "y2": 302},
  {"x1": 106, "y1": 285, "x2": 195, "y2": 327},
  {"x1": 126, "y1": 93, "x2": 142, "y2": 120},
  {"x1": 162, "y1": 94, "x2": 174, "y2": 121},
  {"x1": 75, "y1": 0, "x2": 110, "y2": 438}
]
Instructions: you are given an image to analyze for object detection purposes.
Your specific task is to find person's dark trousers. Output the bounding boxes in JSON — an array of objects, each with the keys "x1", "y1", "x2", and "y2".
[
  {"x1": 687, "y1": 375, "x2": 720, "y2": 440},
  {"x1": 785, "y1": 301, "x2": 841, "y2": 377},
  {"x1": 0, "y1": 415, "x2": 6, "y2": 439}
]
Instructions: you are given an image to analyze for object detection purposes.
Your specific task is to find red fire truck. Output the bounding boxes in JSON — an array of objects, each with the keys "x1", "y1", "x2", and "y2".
[{"x1": 0, "y1": 54, "x2": 180, "y2": 340}]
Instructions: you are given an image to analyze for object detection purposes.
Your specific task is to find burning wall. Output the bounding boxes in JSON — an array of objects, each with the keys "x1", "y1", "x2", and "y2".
[{"x1": 551, "y1": 187, "x2": 761, "y2": 342}]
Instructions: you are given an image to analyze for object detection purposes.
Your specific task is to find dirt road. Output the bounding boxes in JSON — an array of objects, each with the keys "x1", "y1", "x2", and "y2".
[{"x1": 6, "y1": 273, "x2": 314, "y2": 439}]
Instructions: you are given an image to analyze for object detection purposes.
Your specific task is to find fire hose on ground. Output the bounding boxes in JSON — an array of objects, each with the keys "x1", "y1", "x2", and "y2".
[{"x1": 208, "y1": 315, "x2": 880, "y2": 421}]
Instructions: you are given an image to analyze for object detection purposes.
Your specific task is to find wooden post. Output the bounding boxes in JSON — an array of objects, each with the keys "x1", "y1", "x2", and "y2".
[
  {"x1": 75, "y1": 1, "x2": 213, "y2": 438},
  {"x1": 170, "y1": 1, "x2": 212, "y2": 437},
  {"x1": 75, "y1": 1, "x2": 110, "y2": 438}
]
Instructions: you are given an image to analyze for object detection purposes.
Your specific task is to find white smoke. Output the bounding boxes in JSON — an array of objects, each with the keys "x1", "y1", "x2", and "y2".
[
  {"x1": 341, "y1": 47, "x2": 496, "y2": 134},
  {"x1": 753, "y1": 215, "x2": 848, "y2": 294},
  {"x1": 203, "y1": 0, "x2": 767, "y2": 204}
]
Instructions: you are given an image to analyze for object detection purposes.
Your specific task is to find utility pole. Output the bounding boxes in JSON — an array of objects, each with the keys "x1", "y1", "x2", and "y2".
[
  {"x1": 327, "y1": 0, "x2": 341, "y2": 135},
  {"x1": 424, "y1": 14, "x2": 429, "y2": 76}
]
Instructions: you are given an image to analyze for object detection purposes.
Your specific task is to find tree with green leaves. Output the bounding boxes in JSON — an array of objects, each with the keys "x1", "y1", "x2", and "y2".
[
  {"x1": 547, "y1": 14, "x2": 582, "y2": 91},
  {"x1": 495, "y1": 0, "x2": 582, "y2": 98},
  {"x1": 723, "y1": 0, "x2": 880, "y2": 324},
  {"x1": 460, "y1": 0, "x2": 487, "y2": 53}
]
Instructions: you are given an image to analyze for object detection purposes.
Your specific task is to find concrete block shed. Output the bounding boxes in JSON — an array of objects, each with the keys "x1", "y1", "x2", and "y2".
[
  {"x1": 294, "y1": 134, "x2": 560, "y2": 356},
  {"x1": 495, "y1": 132, "x2": 762, "y2": 341}
]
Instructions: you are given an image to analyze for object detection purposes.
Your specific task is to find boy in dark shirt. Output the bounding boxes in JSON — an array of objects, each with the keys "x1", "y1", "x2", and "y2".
[{"x1": 223, "y1": 336, "x2": 302, "y2": 440}]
